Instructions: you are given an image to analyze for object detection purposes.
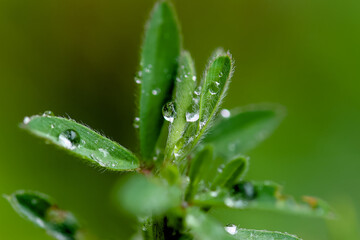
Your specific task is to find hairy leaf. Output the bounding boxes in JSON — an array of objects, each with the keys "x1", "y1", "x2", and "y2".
[
  {"x1": 194, "y1": 181, "x2": 334, "y2": 218},
  {"x1": 165, "y1": 50, "x2": 197, "y2": 160},
  {"x1": 210, "y1": 156, "x2": 249, "y2": 190},
  {"x1": 203, "y1": 104, "x2": 285, "y2": 160},
  {"x1": 6, "y1": 190, "x2": 82, "y2": 240},
  {"x1": 185, "y1": 207, "x2": 234, "y2": 240},
  {"x1": 139, "y1": 0, "x2": 181, "y2": 160},
  {"x1": 185, "y1": 146, "x2": 214, "y2": 201},
  {"x1": 196, "y1": 50, "x2": 233, "y2": 144},
  {"x1": 21, "y1": 115, "x2": 139, "y2": 171},
  {"x1": 117, "y1": 174, "x2": 181, "y2": 216},
  {"x1": 233, "y1": 228, "x2": 301, "y2": 240}
]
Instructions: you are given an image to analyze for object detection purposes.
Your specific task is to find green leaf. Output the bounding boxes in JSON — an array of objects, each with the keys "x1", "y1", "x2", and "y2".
[
  {"x1": 139, "y1": 0, "x2": 181, "y2": 160},
  {"x1": 203, "y1": 104, "x2": 286, "y2": 160},
  {"x1": 185, "y1": 146, "x2": 214, "y2": 201},
  {"x1": 21, "y1": 114, "x2": 139, "y2": 171},
  {"x1": 165, "y1": 50, "x2": 197, "y2": 161},
  {"x1": 117, "y1": 174, "x2": 181, "y2": 216},
  {"x1": 210, "y1": 156, "x2": 249, "y2": 190},
  {"x1": 196, "y1": 50, "x2": 233, "y2": 143},
  {"x1": 233, "y1": 228, "x2": 301, "y2": 240},
  {"x1": 185, "y1": 207, "x2": 234, "y2": 240},
  {"x1": 6, "y1": 190, "x2": 82, "y2": 240},
  {"x1": 194, "y1": 181, "x2": 334, "y2": 218}
]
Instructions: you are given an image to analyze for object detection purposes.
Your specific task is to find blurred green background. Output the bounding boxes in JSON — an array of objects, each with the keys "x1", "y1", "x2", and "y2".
[{"x1": 1, "y1": 0, "x2": 359, "y2": 239}]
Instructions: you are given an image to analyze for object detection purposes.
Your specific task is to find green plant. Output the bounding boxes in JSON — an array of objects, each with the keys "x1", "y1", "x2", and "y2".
[{"x1": 5, "y1": 1, "x2": 333, "y2": 239}]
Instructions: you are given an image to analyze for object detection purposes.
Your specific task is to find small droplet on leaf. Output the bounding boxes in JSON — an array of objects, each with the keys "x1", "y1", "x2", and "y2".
[
  {"x1": 152, "y1": 88, "x2": 161, "y2": 95},
  {"x1": 209, "y1": 81, "x2": 220, "y2": 95},
  {"x1": 58, "y1": 129, "x2": 80, "y2": 150},
  {"x1": 42, "y1": 111, "x2": 54, "y2": 117},
  {"x1": 23, "y1": 117, "x2": 31, "y2": 124},
  {"x1": 162, "y1": 102, "x2": 176, "y2": 123},
  {"x1": 224, "y1": 224, "x2": 238, "y2": 235}
]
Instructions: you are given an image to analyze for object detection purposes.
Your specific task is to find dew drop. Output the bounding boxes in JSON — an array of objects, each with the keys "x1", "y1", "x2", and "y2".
[
  {"x1": 186, "y1": 112, "x2": 199, "y2": 122},
  {"x1": 51, "y1": 124, "x2": 55, "y2": 129},
  {"x1": 111, "y1": 163, "x2": 116, "y2": 167},
  {"x1": 58, "y1": 129, "x2": 80, "y2": 150},
  {"x1": 192, "y1": 76, "x2": 197, "y2": 81},
  {"x1": 99, "y1": 148, "x2": 109, "y2": 157},
  {"x1": 217, "y1": 164, "x2": 225, "y2": 173},
  {"x1": 135, "y1": 78, "x2": 141, "y2": 84},
  {"x1": 133, "y1": 117, "x2": 140, "y2": 129},
  {"x1": 42, "y1": 110, "x2": 54, "y2": 117},
  {"x1": 209, "y1": 81, "x2": 220, "y2": 95},
  {"x1": 162, "y1": 102, "x2": 176, "y2": 123},
  {"x1": 218, "y1": 72, "x2": 223, "y2": 78},
  {"x1": 152, "y1": 88, "x2": 161, "y2": 95},
  {"x1": 23, "y1": 117, "x2": 31, "y2": 124},
  {"x1": 194, "y1": 87, "x2": 201, "y2": 96},
  {"x1": 220, "y1": 109, "x2": 231, "y2": 118},
  {"x1": 224, "y1": 224, "x2": 237, "y2": 235},
  {"x1": 210, "y1": 191, "x2": 219, "y2": 197}
]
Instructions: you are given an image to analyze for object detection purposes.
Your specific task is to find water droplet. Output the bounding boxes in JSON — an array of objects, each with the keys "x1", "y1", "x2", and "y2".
[
  {"x1": 23, "y1": 117, "x2": 31, "y2": 124},
  {"x1": 220, "y1": 109, "x2": 231, "y2": 118},
  {"x1": 194, "y1": 87, "x2": 201, "y2": 96},
  {"x1": 218, "y1": 72, "x2": 223, "y2": 78},
  {"x1": 111, "y1": 163, "x2": 116, "y2": 167},
  {"x1": 42, "y1": 110, "x2": 54, "y2": 117},
  {"x1": 162, "y1": 102, "x2": 176, "y2": 123},
  {"x1": 99, "y1": 148, "x2": 109, "y2": 157},
  {"x1": 134, "y1": 117, "x2": 140, "y2": 129},
  {"x1": 210, "y1": 191, "x2": 219, "y2": 197},
  {"x1": 152, "y1": 88, "x2": 160, "y2": 95},
  {"x1": 51, "y1": 124, "x2": 55, "y2": 129},
  {"x1": 184, "y1": 74, "x2": 188, "y2": 78},
  {"x1": 224, "y1": 224, "x2": 237, "y2": 235},
  {"x1": 192, "y1": 76, "x2": 197, "y2": 81},
  {"x1": 186, "y1": 112, "x2": 199, "y2": 122},
  {"x1": 176, "y1": 77, "x2": 182, "y2": 83},
  {"x1": 217, "y1": 164, "x2": 225, "y2": 173},
  {"x1": 233, "y1": 182, "x2": 257, "y2": 200},
  {"x1": 144, "y1": 64, "x2": 152, "y2": 73},
  {"x1": 209, "y1": 81, "x2": 220, "y2": 95},
  {"x1": 58, "y1": 129, "x2": 80, "y2": 150},
  {"x1": 135, "y1": 78, "x2": 141, "y2": 84}
]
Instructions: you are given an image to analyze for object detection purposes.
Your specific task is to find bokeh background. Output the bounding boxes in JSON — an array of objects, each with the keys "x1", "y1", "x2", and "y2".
[{"x1": 1, "y1": 0, "x2": 359, "y2": 239}]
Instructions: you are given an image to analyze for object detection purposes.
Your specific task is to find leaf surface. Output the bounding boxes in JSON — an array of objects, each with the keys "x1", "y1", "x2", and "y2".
[
  {"x1": 194, "y1": 181, "x2": 334, "y2": 218},
  {"x1": 195, "y1": 50, "x2": 233, "y2": 145},
  {"x1": 203, "y1": 104, "x2": 285, "y2": 160},
  {"x1": 6, "y1": 190, "x2": 82, "y2": 240},
  {"x1": 22, "y1": 115, "x2": 139, "y2": 171},
  {"x1": 139, "y1": 0, "x2": 181, "y2": 160},
  {"x1": 165, "y1": 50, "x2": 197, "y2": 160},
  {"x1": 233, "y1": 228, "x2": 301, "y2": 240}
]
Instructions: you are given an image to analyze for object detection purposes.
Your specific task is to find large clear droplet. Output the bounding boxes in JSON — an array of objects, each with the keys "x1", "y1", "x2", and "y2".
[
  {"x1": 209, "y1": 81, "x2": 220, "y2": 95},
  {"x1": 23, "y1": 116, "x2": 31, "y2": 124},
  {"x1": 224, "y1": 224, "x2": 237, "y2": 235},
  {"x1": 162, "y1": 102, "x2": 176, "y2": 123},
  {"x1": 58, "y1": 129, "x2": 80, "y2": 150}
]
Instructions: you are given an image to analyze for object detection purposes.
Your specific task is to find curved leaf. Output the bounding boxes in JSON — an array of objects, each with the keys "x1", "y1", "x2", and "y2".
[
  {"x1": 165, "y1": 50, "x2": 197, "y2": 161},
  {"x1": 139, "y1": 0, "x2": 181, "y2": 160},
  {"x1": 196, "y1": 50, "x2": 233, "y2": 142},
  {"x1": 210, "y1": 156, "x2": 249, "y2": 190},
  {"x1": 6, "y1": 190, "x2": 83, "y2": 240},
  {"x1": 194, "y1": 181, "x2": 334, "y2": 218},
  {"x1": 21, "y1": 114, "x2": 139, "y2": 171},
  {"x1": 203, "y1": 104, "x2": 286, "y2": 160},
  {"x1": 233, "y1": 228, "x2": 301, "y2": 240}
]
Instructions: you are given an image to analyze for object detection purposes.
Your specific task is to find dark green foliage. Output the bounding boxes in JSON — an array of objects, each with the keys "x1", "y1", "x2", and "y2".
[{"x1": 7, "y1": 1, "x2": 333, "y2": 240}]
